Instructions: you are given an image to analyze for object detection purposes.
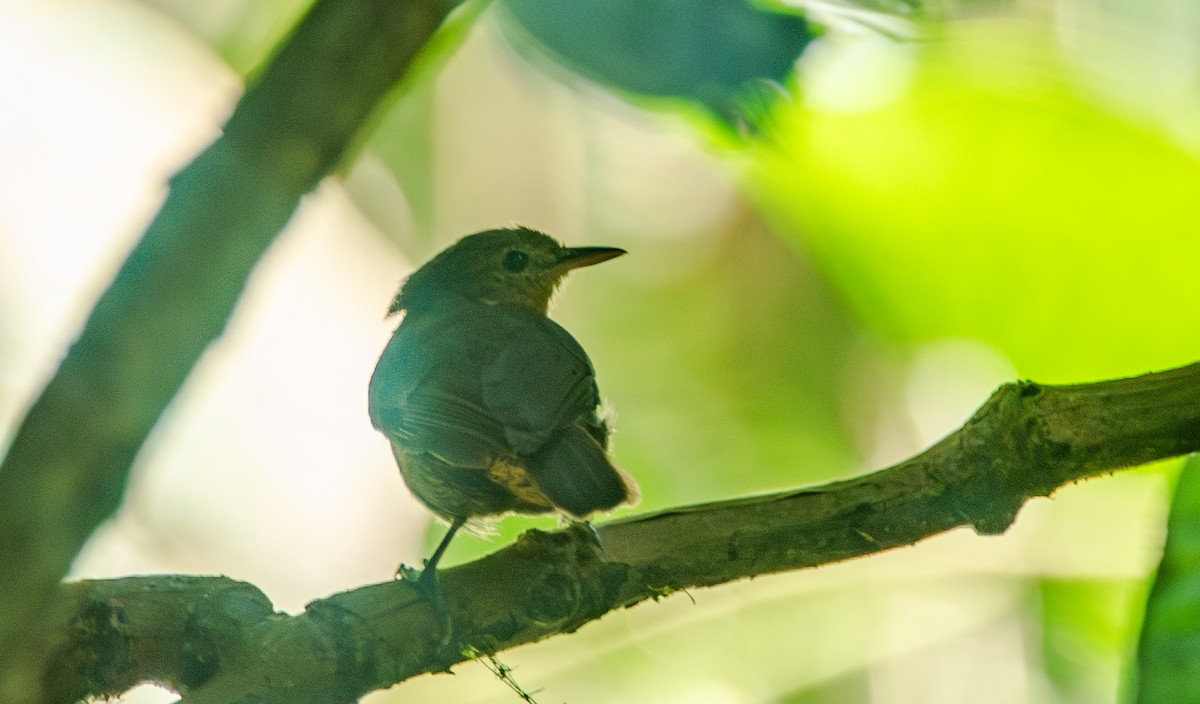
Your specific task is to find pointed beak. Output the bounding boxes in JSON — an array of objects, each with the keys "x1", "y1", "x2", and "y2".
[{"x1": 554, "y1": 246, "x2": 626, "y2": 273}]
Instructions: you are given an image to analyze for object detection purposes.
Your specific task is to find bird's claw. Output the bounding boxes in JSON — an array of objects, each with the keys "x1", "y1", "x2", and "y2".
[
  {"x1": 397, "y1": 561, "x2": 425, "y2": 584},
  {"x1": 564, "y1": 519, "x2": 609, "y2": 560},
  {"x1": 398, "y1": 561, "x2": 454, "y2": 648},
  {"x1": 581, "y1": 521, "x2": 606, "y2": 555}
]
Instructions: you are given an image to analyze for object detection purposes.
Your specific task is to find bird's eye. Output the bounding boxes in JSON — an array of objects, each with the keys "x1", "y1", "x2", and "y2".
[{"x1": 502, "y1": 250, "x2": 529, "y2": 273}]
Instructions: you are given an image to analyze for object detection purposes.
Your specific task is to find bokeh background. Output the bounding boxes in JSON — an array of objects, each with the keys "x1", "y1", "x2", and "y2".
[{"x1": 2, "y1": 0, "x2": 1198, "y2": 701}]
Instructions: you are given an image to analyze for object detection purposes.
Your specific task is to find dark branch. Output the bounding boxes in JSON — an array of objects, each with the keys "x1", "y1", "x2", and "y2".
[
  {"x1": 0, "y1": 0, "x2": 458, "y2": 698},
  {"x1": 39, "y1": 363, "x2": 1200, "y2": 703}
]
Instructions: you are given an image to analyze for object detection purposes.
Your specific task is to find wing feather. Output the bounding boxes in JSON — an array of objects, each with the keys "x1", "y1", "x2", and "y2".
[
  {"x1": 481, "y1": 314, "x2": 601, "y2": 455},
  {"x1": 390, "y1": 389, "x2": 507, "y2": 469}
]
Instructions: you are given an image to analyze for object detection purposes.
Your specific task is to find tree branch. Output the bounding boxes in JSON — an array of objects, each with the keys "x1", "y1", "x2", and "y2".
[
  {"x1": 0, "y1": 0, "x2": 459, "y2": 698},
  {"x1": 40, "y1": 363, "x2": 1200, "y2": 703}
]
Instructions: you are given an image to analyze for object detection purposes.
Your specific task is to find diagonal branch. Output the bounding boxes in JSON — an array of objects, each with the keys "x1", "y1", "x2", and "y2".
[
  {"x1": 40, "y1": 363, "x2": 1200, "y2": 703},
  {"x1": 0, "y1": 0, "x2": 461, "y2": 697}
]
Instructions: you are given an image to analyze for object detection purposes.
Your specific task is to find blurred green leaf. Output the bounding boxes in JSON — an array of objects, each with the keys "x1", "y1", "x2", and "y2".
[
  {"x1": 496, "y1": 0, "x2": 815, "y2": 123},
  {"x1": 753, "y1": 25, "x2": 1200, "y2": 382},
  {"x1": 1136, "y1": 458, "x2": 1200, "y2": 704},
  {"x1": 1040, "y1": 578, "x2": 1148, "y2": 704}
]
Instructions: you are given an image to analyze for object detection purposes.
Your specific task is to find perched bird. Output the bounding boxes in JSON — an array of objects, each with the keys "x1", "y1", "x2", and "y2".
[{"x1": 369, "y1": 227, "x2": 639, "y2": 604}]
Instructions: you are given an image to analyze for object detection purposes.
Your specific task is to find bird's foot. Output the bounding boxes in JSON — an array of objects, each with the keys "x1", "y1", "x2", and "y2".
[
  {"x1": 582, "y1": 521, "x2": 605, "y2": 554},
  {"x1": 563, "y1": 519, "x2": 609, "y2": 560},
  {"x1": 397, "y1": 561, "x2": 424, "y2": 584},
  {"x1": 397, "y1": 560, "x2": 454, "y2": 648}
]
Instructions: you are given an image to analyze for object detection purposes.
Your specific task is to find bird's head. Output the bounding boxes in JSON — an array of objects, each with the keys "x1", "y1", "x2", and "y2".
[{"x1": 389, "y1": 227, "x2": 625, "y2": 316}]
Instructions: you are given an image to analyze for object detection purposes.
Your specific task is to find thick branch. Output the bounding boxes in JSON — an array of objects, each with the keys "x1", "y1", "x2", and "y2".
[
  {"x1": 42, "y1": 364, "x2": 1200, "y2": 703},
  {"x1": 0, "y1": 0, "x2": 456, "y2": 697}
]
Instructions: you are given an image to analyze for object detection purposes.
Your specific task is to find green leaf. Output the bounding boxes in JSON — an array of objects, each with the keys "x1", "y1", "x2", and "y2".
[
  {"x1": 496, "y1": 0, "x2": 815, "y2": 123},
  {"x1": 1136, "y1": 459, "x2": 1200, "y2": 704},
  {"x1": 753, "y1": 27, "x2": 1200, "y2": 382}
]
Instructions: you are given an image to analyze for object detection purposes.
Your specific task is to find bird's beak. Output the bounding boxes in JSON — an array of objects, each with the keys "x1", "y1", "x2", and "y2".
[{"x1": 554, "y1": 246, "x2": 626, "y2": 273}]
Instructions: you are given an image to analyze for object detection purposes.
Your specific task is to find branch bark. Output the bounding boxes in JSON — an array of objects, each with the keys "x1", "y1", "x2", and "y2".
[{"x1": 39, "y1": 363, "x2": 1200, "y2": 703}]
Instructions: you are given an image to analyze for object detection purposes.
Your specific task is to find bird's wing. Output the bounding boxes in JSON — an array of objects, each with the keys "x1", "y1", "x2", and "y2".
[
  {"x1": 480, "y1": 312, "x2": 600, "y2": 456},
  {"x1": 368, "y1": 313, "x2": 509, "y2": 470},
  {"x1": 390, "y1": 388, "x2": 509, "y2": 469}
]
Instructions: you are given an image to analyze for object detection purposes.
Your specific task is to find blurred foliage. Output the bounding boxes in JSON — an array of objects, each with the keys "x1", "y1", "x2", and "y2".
[
  {"x1": 568, "y1": 222, "x2": 864, "y2": 501},
  {"x1": 358, "y1": 0, "x2": 495, "y2": 238},
  {"x1": 752, "y1": 22, "x2": 1200, "y2": 384},
  {"x1": 1040, "y1": 578, "x2": 1148, "y2": 703},
  {"x1": 138, "y1": 0, "x2": 314, "y2": 73},
  {"x1": 496, "y1": 0, "x2": 816, "y2": 124},
  {"x1": 1137, "y1": 458, "x2": 1200, "y2": 704}
]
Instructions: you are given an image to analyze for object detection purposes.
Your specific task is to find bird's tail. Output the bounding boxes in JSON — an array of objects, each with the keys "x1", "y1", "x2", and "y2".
[{"x1": 528, "y1": 423, "x2": 639, "y2": 519}]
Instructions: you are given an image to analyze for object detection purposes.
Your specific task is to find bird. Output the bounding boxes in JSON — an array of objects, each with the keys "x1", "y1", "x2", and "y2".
[{"x1": 368, "y1": 226, "x2": 639, "y2": 619}]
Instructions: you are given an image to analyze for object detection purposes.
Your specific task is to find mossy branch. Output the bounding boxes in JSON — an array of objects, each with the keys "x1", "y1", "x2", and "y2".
[{"x1": 39, "y1": 363, "x2": 1200, "y2": 702}]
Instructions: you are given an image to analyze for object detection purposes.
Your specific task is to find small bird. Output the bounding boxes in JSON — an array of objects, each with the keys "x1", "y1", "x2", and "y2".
[{"x1": 369, "y1": 227, "x2": 639, "y2": 608}]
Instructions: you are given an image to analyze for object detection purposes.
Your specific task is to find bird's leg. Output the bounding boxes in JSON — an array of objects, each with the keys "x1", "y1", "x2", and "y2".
[{"x1": 399, "y1": 517, "x2": 465, "y2": 646}]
